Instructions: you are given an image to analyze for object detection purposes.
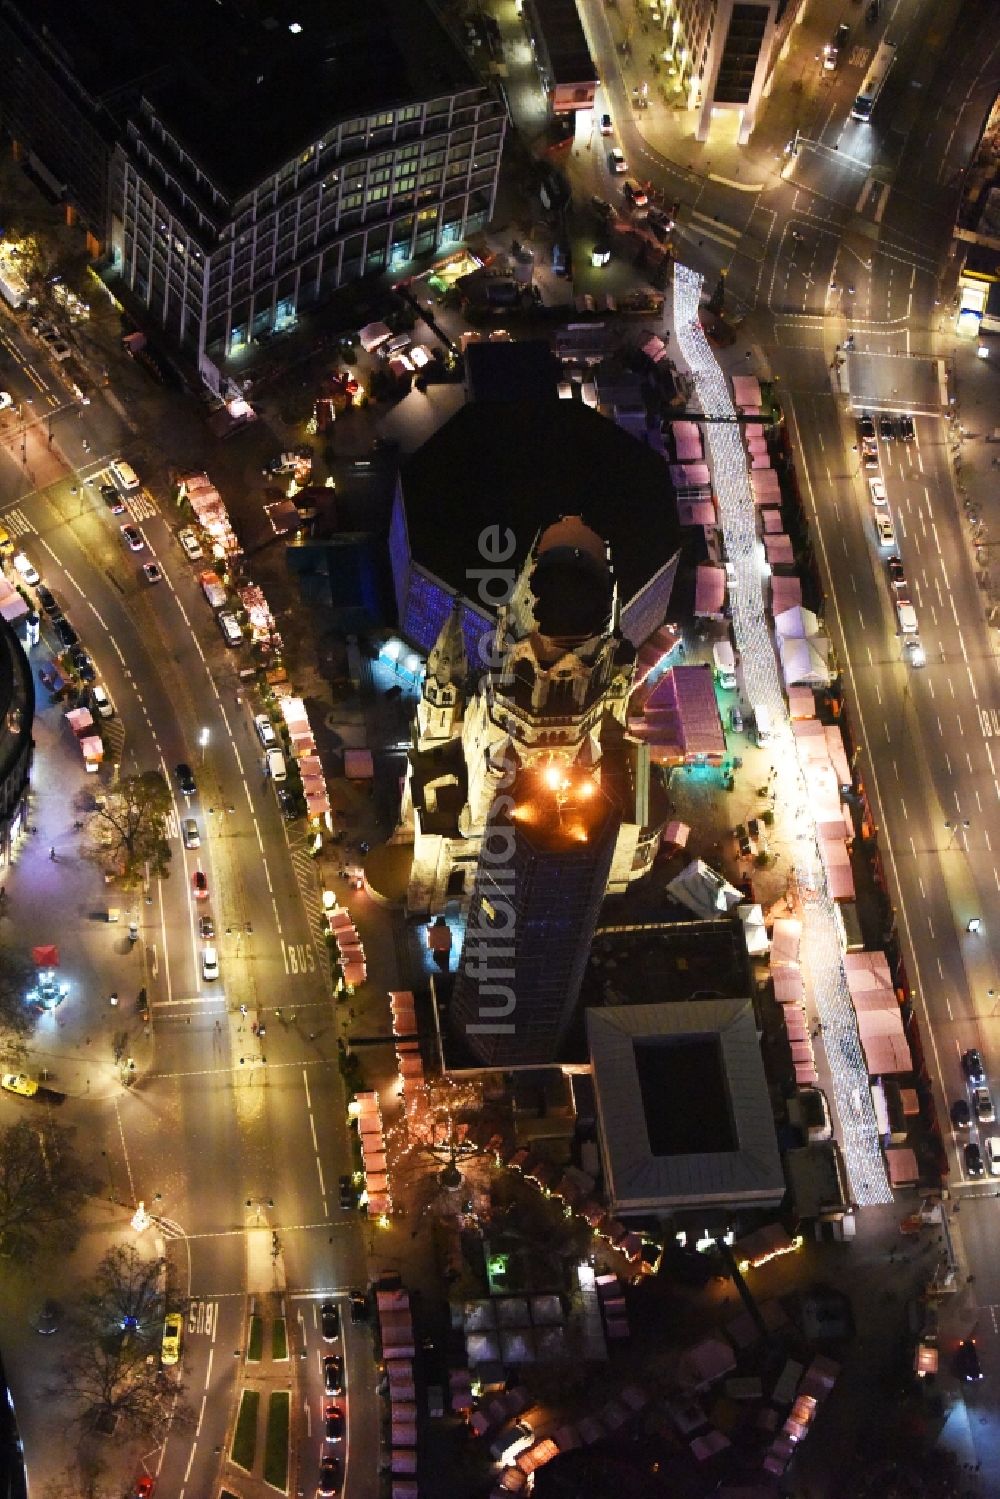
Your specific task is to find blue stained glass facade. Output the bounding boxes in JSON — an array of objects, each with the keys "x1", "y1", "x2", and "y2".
[{"x1": 402, "y1": 566, "x2": 493, "y2": 667}]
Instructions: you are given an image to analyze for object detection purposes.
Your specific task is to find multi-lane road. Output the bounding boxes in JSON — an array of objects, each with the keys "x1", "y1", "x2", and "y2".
[{"x1": 0, "y1": 310, "x2": 378, "y2": 1494}]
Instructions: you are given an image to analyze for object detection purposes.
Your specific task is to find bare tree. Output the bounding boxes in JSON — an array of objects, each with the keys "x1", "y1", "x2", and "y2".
[
  {"x1": 84, "y1": 771, "x2": 172, "y2": 887},
  {"x1": 52, "y1": 1329, "x2": 189, "y2": 1441},
  {"x1": 83, "y1": 1243, "x2": 170, "y2": 1344},
  {"x1": 0, "y1": 943, "x2": 40, "y2": 1042},
  {"x1": 0, "y1": 1118, "x2": 91, "y2": 1260}
]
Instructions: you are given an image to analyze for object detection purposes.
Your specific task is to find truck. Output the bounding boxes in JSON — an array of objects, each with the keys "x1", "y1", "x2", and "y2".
[
  {"x1": 199, "y1": 570, "x2": 227, "y2": 610},
  {"x1": 0, "y1": 263, "x2": 29, "y2": 310}
]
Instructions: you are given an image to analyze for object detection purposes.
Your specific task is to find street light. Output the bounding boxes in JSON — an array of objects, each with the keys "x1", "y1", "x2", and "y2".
[{"x1": 200, "y1": 726, "x2": 209, "y2": 762}]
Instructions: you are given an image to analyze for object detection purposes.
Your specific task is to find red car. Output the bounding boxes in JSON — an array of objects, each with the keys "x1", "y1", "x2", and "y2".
[
  {"x1": 191, "y1": 870, "x2": 208, "y2": 901},
  {"x1": 132, "y1": 1480, "x2": 154, "y2": 1499}
]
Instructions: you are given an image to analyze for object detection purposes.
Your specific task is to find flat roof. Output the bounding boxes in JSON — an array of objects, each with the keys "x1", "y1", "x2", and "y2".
[
  {"x1": 19, "y1": 0, "x2": 477, "y2": 198},
  {"x1": 399, "y1": 401, "x2": 682, "y2": 614},
  {"x1": 588, "y1": 1001, "x2": 784, "y2": 1213}
]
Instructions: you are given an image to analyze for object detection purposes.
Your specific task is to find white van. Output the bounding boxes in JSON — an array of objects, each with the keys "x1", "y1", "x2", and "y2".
[
  {"x1": 713, "y1": 639, "x2": 737, "y2": 690},
  {"x1": 987, "y1": 1137, "x2": 1000, "y2": 1176},
  {"x1": 110, "y1": 459, "x2": 141, "y2": 493},
  {"x1": 267, "y1": 749, "x2": 287, "y2": 783},
  {"x1": 752, "y1": 703, "x2": 774, "y2": 745},
  {"x1": 896, "y1": 598, "x2": 917, "y2": 634}
]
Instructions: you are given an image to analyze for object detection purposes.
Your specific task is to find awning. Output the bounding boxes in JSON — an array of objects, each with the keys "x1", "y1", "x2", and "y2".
[
  {"x1": 694, "y1": 564, "x2": 726, "y2": 619},
  {"x1": 32, "y1": 945, "x2": 59, "y2": 967}
]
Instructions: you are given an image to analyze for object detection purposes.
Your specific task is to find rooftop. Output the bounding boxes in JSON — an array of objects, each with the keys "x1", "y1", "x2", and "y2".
[
  {"x1": 399, "y1": 401, "x2": 682, "y2": 616},
  {"x1": 17, "y1": 0, "x2": 477, "y2": 199},
  {"x1": 587, "y1": 1001, "x2": 784, "y2": 1214}
]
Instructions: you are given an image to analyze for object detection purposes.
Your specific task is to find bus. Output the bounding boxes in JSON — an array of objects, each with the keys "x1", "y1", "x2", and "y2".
[{"x1": 852, "y1": 41, "x2": 896, "y2": 121}]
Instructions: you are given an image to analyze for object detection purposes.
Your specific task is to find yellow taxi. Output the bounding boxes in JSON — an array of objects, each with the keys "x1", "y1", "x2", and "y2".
[{"x1": 161, "y1": 1312, "x2": 183, "y2": 1366}]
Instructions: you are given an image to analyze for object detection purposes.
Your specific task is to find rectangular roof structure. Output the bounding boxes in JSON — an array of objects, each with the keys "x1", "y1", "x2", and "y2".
[{"x1": 587, "y1": 1001, "x2": 784, "y2": 1213}]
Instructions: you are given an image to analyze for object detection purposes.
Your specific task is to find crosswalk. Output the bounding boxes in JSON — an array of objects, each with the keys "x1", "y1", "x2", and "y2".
[{"x1": 2, "y1": 507, "x2": 34, "y2": 537}]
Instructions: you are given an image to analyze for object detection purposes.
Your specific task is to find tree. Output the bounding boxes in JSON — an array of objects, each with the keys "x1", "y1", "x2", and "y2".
[
  {"x1": 52, "y1": 1327, "x2": 187, "y2": 1441},
  {"x1": 0, "y1": 943, "x2": 40, "y2": 1042},
  {"x1": 707, "y1": 269, "x2": 727, "y2": 317},
  {"x1": 84, "y1": 1243, "x2": 169, "y2": 1344},
  {"x1": 0, "y1": 1118, "x2": 91, "y2": 1260},
  {"x1": 84, "y1": 771, "x2": 171, "y2": 887}
]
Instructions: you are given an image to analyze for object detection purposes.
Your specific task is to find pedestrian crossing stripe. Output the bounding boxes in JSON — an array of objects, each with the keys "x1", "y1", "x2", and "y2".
[{"x1": 1, "y1": 508, "x2": 33, "y2": 536}]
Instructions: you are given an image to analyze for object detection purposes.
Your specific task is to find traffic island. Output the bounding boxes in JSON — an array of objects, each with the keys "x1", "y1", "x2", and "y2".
[
  {"x1": 263, "y1": 1390, "x2": 290, "y2": 1492},
  {"x1": 247, "y1": 1313, "x2": 264, "y2": 1362},
  {"x1": 231, "y1": 1388, "x2": 259, "y2": 1472}
]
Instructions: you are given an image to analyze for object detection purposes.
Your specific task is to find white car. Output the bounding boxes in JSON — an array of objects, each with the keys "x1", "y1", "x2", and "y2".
[
  {"x1": 91, "y1": 684, "x2": 114, "y2": 719},
  {"x1": 12, "y1": 552, "x2": 39, "y2": 586},
  {"x1": 875, "y1": 514, "x2": 895, "y2": 549},
  {"x1": 178, "y1": 528, "x2": 203, "y2": 561},
  {"x1": 868, "y1": 477, "x2": 887, "y2": 508},
  {"x1": 607, "y1": 147, "x2": 627, "y2": 174},
  {"x1": 202, "y1": 946, "x2": 219, "y2": 981},
  {"x1": 255, "y1": 714, "x2": 277, "y2": 749},
  {"x1": 0, "y1": 392, "x2": 11, "y2": 411},
  {"x1": 896, "y1": 597, "x2": 917, "y2": 634}
]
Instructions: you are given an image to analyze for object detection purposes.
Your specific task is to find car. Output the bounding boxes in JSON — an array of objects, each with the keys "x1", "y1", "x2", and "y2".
[
  {"x1": 590, "y1": 194, "x2": 614, "y2": 222},
  {"x1": 0, "y1": 391, "x2": 11, "y2": 411},
  {"x1": 101, "y1": 484, "x2": 127, "y2": 515},
  {"x1": 963, "y1": 1048, "x2": 987, "y2": 1084},
  {"x1": 50, "y1": 341, "x2": 72, "y2": 362},
  {"x1": 951, "y1": 1098, "x2": 971, "y2": 1129},
  {"x1": 182, "y1": 817, "x2": 200, "y2": 850},
  {"x1": 1, "y1": 1072, "x2": 38, "y2": 1097},
  {"x1": 276, "y1": 786, "x2": 297, "y2": 822},
  {"x1": 899, "y1": 414, "x2": 915, "y2": 442},
  {"x1": 648, "y1": 206, "x2": 674, "y2": 235},
  {"x1": 71, "y1": 648, "x2": 96, "y2": 682},
  {"x1": 895, "y1": 597, "x2": 917, "y2": 634},
  {"x1": 964, "y1": 1141, "x2": 985, "y2": 1178},
  {"x1": 349, "y1": 1292, "x2": 368, "y2": 1324},
  {"x1": 161, "y1": 1312, "x2": 182, "y2": 1366},
  {"x1": 903, "y1": 636, "x2": 926, "y2": 668},
  {"x1": 623, "y1": 179, "x2": 649, "y2": 210},
  {"x1": 868, "y1": 476, "x2": 887, "y2": 507},
  {"x1": 861, "y1": 440, "x2": 879, "y2": 471},
  {"x1": 178, "y1": 528, "x2": 203, "y2": 561},
  {"x1": 142, "y1": 562, "x2": 162, "y2": 585},
  {"x1": 321, "y1": 1301, "x2": 340, "y2": 1342},
  {"x1": 121, "y1": 524, "x2": 144, "y2": 552},
  {"x1": 12, "y1": 552, "x2": 39, "y2": 586},
  {"x1": 131, "y1": 1480, "x2": 154, "y2": 1499},
  {"x1": 54, "y1": 616, "x2": 79, "y2": 648},
  {"x1": 973, "y1": 1085, "x2": 995, "y2": 1123},
  {"x1": 36, "y1": 584, "x2": 56, "y2": 615},
  {"x1": 823, "y1": 22, "x2": 849, "y2": 70},
  {"x1": 876, "y1": 514, "x2": 896, "y2": 549},
  {"x1": 201, "y1": 946, "x2": 219, "y2": 981},
  {"x1": 887, "y1": 556, "x2": 906, "y2": 593},
  {"x1": 600, "y1": 111, "x2": 613, "y2": 135},
  {"x1": 198, "y1": 914, "x2": 215, "y2": 940},
  {"x1": 339, "y1": 1174, "x2": 356, "y2": 1209},
  {"x1": 255, "y1": 714, "x2": 277, "y2": 749},
  {"x1": 607, "y1": 147, "x2": 627, "y2": 174},
  {"x1": 91, "y1": 684, "x2": 114, "y2": 719},
  {"x1": 323, "y1": 1354, "x2": 344, "y2": 1395},
  {"x1": 317, "y1": 1456, "x2": 342, "y2": 1496},
  {"x1": 35, "y1": 1299, "x2": 60, "y2": 1335},
  {"x1": 729, "y1": 705, "x2": 744, "y2": 733},
  {"x1": 191, "y1": 870, "x2": 209, "y2": 902},
  {"x1": 858, "y1": 413, "x2": 876, "y2": 440},
  {"x1": 879, "y1": 414, "x2": 895, "y2": 441},
  {"x1": 323, "y1": 1401, "x2": 345, "y2": 1441},
  {"x1": 175, "y1": 763, "x2": 196, "y2": 795},
  {"x1": 957, "y1": 1338, "x2": 984, "y2": 1382}
]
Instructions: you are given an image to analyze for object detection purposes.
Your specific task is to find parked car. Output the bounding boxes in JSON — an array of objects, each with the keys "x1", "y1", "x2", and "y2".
[
  {"x1": 1, "y1": 1072, "x2": 38, "y2": 1098},
  {"x1": 323, "y1": 1402, "x2": 345, "y2": 1441},
  {"x1": 201, "y1": 946, "x2": 219, "y2": 981},
  {"x1": 55, "y1": 617, "x2": 79, "y2": 648},
  {"x1": 957, "y1": 1338, "x2": 984, "y2": 1382},
  {"x1": 899, "y1": 414, "x2": 915, "y2": 441},
  {"x1": 858, "y1": 412, "x2": 876, "y2": 440},
  {"x1": 339, "y1": 1175, "x2": 356, "y2": 1209},
  {"x1": 951, "y1": 1098, "x2": 971, "y2": 1129},
  {"x1": 178, "y1": 528, "x2": 203, "y2": 560},
  {"x1": 879, "y1": 414, "x2": 895, "y2": 441},
  {"x1": 321, "y1": 1302, "x2": 340, "y2": 1342},
  {"x1": 323, "y1": 1354, "x2": 344, "y2": 1395},
  {"x1": 191, "y1": 871, "x2": 209, "y2": 902},
  {"x1": 886, "y1": 556, "x2": 906, "y2": 593},
  {"x1": 590, "y1": 195, "x2": 614, "y2": 222},
  {"x1": 349, "y1": 1292, "x2": 368, "y2": 1324},
  {"x1": 13, "y1": 552, "x2": 39, "y2": 586},
  {"x1": 964, "y1": 1141, "x2": 985, "y2": 1178},
  {"x1": 963, "y1": 1048, "x2": 987, "y2": 1084},
  {"x1": 121, "y1": 524, "x2": 145, "y2": 552},
  {"x1": 729, "y1": 705, "x2": 744, "y2": 733},
  {"x1": 198, "y1": 915, "x2": 215, "y2": 940},
  {"x1": 600, "y1": 112, "x2": 613, "y2": 135},
  {"x1": 255, "y1": 714, "x2": 277, "y2": 749},
  {"x1": 317, "y1": 1456, "x2": 342, "y2": 1496},
  {"x1": 91, "y1": 684, "x2": 114, "y2": 719},
  {"x1": 71, "y1": 648, "x2": 96, "y2": 682}
]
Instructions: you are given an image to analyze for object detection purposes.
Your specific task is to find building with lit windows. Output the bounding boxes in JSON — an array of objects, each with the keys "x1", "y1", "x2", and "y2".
[
  {"x1": 0, "y1": 616, "x2": 34, "y2": 869},
  {"x1": 645, "y1": 0, "x2": 783, "y2": 144},
  {"x1": 0, "y1": 0, "x2": 504, "y2": 387}
]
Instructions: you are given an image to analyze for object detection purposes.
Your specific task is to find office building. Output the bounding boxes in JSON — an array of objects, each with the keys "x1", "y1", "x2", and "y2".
[
  {"x1": 649, "y1": 0, "x2": 781, "y2": 144},
  {"x1": 0, "y1": 0, "x2": 504, "y2": 386}
]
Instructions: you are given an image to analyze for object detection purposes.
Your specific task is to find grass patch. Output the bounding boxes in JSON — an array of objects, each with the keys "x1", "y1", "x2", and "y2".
[
  {"x1": 272, "y1": 1317, "x2": 288, "y2": 1361},
  {"x1": 246, "y1": 1314, "x2": 264, "y2": 1362},
  {"x1": 263, "y1": 1390, "x2": 290, "y2": 1492},
  {"x1": 231, "y1": 1389, "x2": 260, "y2": 1472}
]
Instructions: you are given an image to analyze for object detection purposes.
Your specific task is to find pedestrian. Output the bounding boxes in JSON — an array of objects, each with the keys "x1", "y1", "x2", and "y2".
[
  {"x1": 49, "y1": 845, "x2": 55, "y2": 860},
  {"x1": 251, "y1": 1022, "x2": 258, "y2": 1036}
]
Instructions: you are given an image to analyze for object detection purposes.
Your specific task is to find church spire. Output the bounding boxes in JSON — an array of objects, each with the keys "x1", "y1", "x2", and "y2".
[
  {"x1": 415, "y1": 602, "x2": 467, "y2": 749},
  {"x1": 426, "y1": 601, "x2": 468, "y2": 690}
]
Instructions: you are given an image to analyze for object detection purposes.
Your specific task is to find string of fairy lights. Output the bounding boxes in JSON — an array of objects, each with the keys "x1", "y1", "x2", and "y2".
[{"x1": 673, "y1": 264, "x2": 891, "y2": 1208}]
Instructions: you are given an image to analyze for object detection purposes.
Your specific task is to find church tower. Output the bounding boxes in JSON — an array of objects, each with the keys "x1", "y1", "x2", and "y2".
[{"x1": 416, "y1": 603, "x2": 468, "y2": 750}]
